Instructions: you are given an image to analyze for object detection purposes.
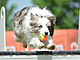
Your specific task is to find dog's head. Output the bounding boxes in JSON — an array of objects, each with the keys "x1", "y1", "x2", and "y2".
[{"x1": 29, "y1": 13, "x2": 56, "y2": 36}]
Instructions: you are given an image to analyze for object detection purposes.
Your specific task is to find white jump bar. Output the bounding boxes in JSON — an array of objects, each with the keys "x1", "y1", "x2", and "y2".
[{"x1": 0, "y1": 7, "x2": 6, "y2": 51}]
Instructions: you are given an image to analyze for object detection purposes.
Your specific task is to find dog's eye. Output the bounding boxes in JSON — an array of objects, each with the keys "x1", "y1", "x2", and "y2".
[
  {"x1": 36, "y1": 14, "x2": 38, "y2": 16},
  {"x1": 34, "y1": 26, "x2": 37, "y2": 28},
  {"x1": 48, "y1": 26, "x2": 50, "y2": 28},
  {"x1": 39, "y1": 25, "x2": 43, "y2": 28},
  {"x1": 41, "y1": 15, "x2": 43, "y2": 18}
]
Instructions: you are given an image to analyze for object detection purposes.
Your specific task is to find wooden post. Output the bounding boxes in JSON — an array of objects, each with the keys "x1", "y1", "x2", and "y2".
[{"x1": 0, "y1": 7, "x2": 6, "y2": 51}]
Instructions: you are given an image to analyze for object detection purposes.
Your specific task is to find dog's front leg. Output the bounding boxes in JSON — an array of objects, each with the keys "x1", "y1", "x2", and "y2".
[
  {"x1": 29, "y1": 38, "x2": 36, "y2": 48},
  {"x1": 46, "y1": 36, "x2": 56, "y2": 50},
  {"x1": 34, "y1": 37, "x2": 45, "y2": 49},
  {"x1": 29, "y1": 37, "x2": 45, "y2": 49}
]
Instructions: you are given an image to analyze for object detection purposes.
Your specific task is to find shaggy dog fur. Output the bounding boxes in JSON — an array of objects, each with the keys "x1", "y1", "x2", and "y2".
[{"x1": 13, "y1": 6, "x2": 56, "y2": 50}]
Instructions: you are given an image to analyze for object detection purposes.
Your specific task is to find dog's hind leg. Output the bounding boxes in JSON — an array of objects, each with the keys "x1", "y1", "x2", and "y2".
[
  {"x1": 22, "y1": 41, "x2": 27, "y2": 48},
  {"x1": 14, "y1": 35, "x2": 22, "y2": 43},
  {"x1": 14, "y1": 35, "x2": 28, "y2": 48}
]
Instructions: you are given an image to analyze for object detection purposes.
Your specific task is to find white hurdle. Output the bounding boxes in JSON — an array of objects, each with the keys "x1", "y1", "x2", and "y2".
[
  {"x1": 0, "y1": 7, "x2": 6, "y2": 51},
  {"x1": 78, "y1": 9, "x2": 80, "y2": 50},
  {"x1": 0, "y1": 6, "x2": 80, "y2": 60}
]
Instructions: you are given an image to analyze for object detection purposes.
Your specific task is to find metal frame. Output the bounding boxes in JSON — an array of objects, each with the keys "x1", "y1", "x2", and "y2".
[{"x1": 0, "y1": 51, "x2": 80, "y2": 55}]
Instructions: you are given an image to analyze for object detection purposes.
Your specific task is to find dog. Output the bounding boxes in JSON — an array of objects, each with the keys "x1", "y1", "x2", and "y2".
[{"x1": 13, "y1": 6, "x2": 56, "y2": 50}]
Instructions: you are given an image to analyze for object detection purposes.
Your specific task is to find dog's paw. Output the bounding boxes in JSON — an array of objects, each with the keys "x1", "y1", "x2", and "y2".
[
  {"x1": 23, "y1": 44, "x2": 27, "y2": 48},
  {"x1": 38, "y1": 43, "x2": 45, "y2": 49},
  {"x1": 29, "y1": 43, "x2": 36, "y2": 48},
  {"x1": 47, "y1": 43, "x2": 56, "y2": 50}
]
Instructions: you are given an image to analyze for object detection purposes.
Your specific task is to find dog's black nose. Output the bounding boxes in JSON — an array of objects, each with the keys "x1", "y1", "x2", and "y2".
[{"x1": 45, "y1": 32, "x2": 48, "y2": 35}]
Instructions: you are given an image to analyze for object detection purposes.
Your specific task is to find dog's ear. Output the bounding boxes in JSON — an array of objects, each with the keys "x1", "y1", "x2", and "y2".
[
  {"x1": 30, "y1": 13, "x2": 37, "y2": 26},
  {"x1": 48, "y1": 16, "x2": 56, "y2": 25},
  {"x1": 33, "y1": 5, "x2": 40, "y2": 8},
  {"x1": 48, "y1": 16, "x2": 56, "y2": 36},
  {"x1": 42, "y1": 6, "x2": 48, "y2": 10},
  {"x1": 31, "y1": 13, "x2": 37, "y2": 20},
  {"x1": 30, "y1": 20, "x2": 36, "y2": 26}
]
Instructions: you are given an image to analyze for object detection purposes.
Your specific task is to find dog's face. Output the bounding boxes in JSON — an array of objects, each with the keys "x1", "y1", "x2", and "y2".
[
  {"x1": 29, "y1": 13, "x2": 56, "y2": 36},
  {"x1": 37, "y1": 18, "x2": 51, "y2": 36}
]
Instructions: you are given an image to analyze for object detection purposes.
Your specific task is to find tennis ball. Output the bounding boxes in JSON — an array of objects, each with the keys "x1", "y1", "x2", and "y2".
[
  {"x1": 39, "y1": 34, "x2": 48, "y2": 41},
  {"x1": 39, "y1": 34, "x2": 44, "y2": 39}
]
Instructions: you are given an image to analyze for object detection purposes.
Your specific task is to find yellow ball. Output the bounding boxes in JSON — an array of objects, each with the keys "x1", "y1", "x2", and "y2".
[{"x1": 39, "y1": 34, "x2": 44, "y2": 39}]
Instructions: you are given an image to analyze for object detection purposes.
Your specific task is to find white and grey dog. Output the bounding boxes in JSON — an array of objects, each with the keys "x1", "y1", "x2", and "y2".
[{"x1": 13, "y1": 6, "x2": 56, "y2": 50}]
